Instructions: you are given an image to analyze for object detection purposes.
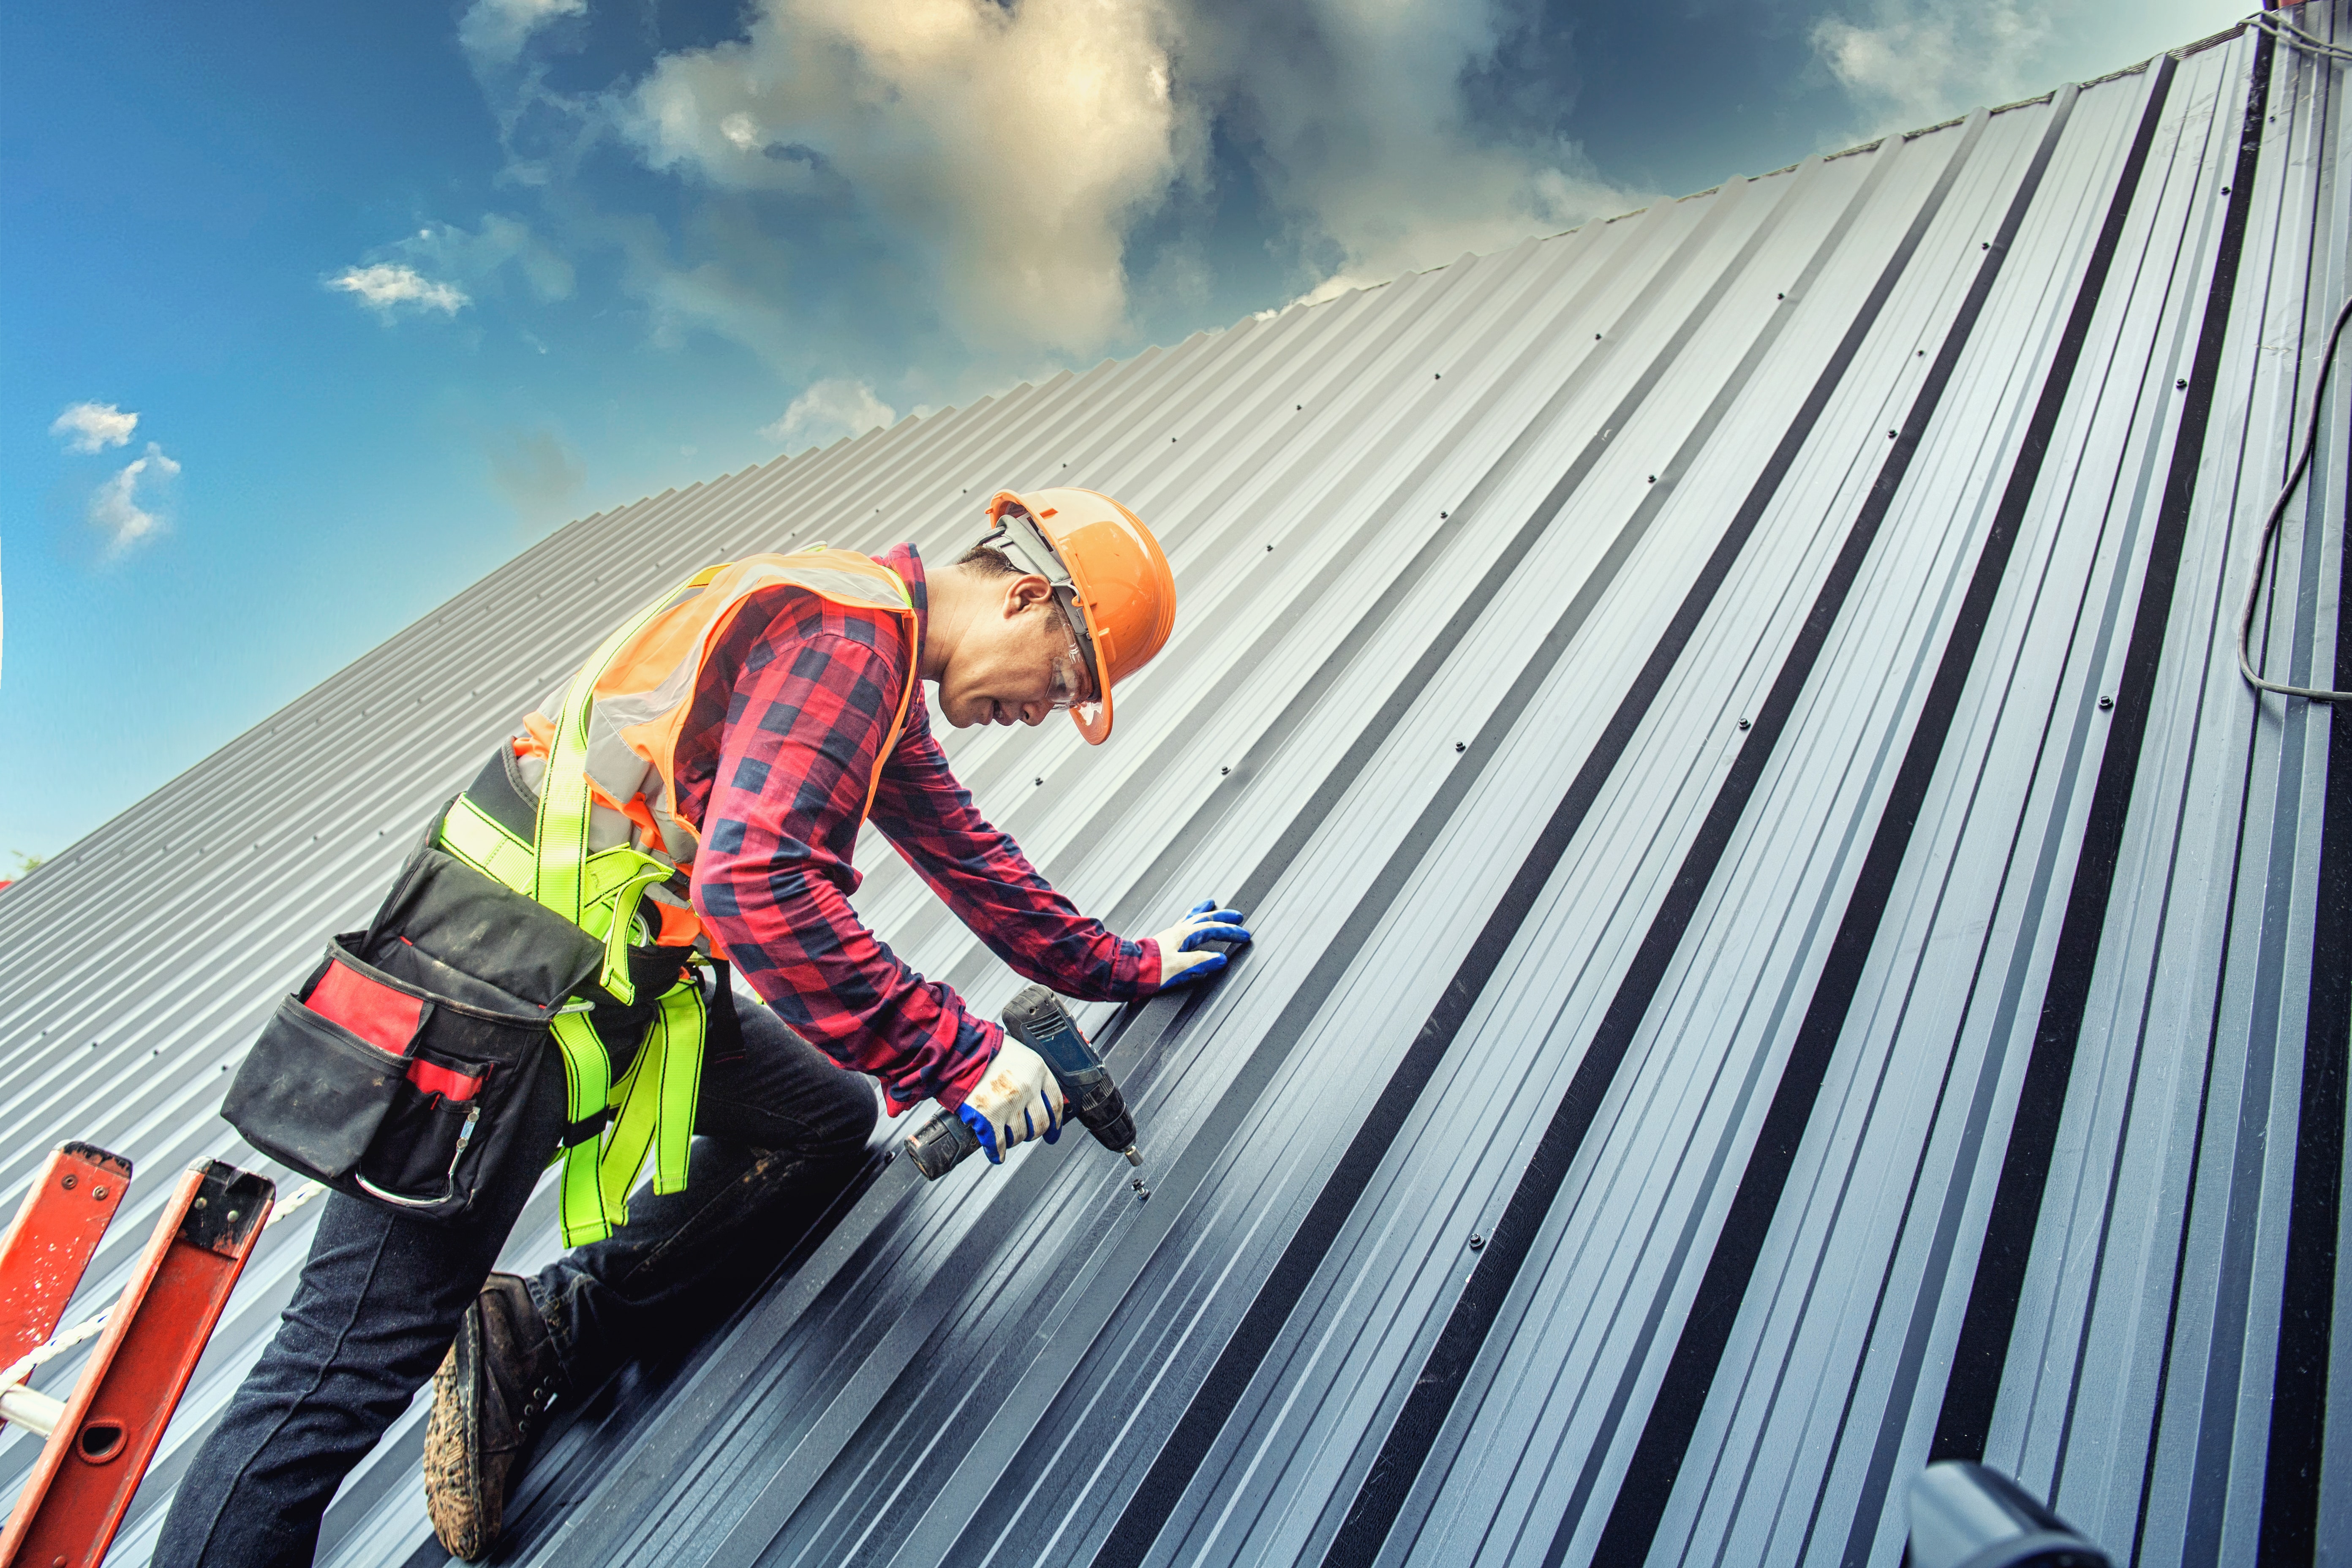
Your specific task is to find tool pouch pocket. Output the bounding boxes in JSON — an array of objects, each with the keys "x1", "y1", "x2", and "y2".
[{"x1": 225, "y1": 831, "x2": 607, "y2": 1223}]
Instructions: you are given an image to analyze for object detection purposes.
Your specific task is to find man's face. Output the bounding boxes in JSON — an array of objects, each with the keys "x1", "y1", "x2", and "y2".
[{"x1": 938, "y1": 575, "x2": 1096, "y2": 729}]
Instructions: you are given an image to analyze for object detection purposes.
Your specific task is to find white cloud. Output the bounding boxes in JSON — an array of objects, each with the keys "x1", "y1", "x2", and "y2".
[
  {"x1": 51, "y1": 401, "x2": 138, "y2": 454},
  {"x1": 1812, "y1": 0, "x2": 2247, "y2": 136},
  {"x1": 762, "y1": 378, "x2": 896, "y2": 449},
  {"x1": 622, "y1": 0, "x2": 1189, "y2": 354},
  {"x1": 458, "y1": 0, "x2": 586, "y2": 68},
  {"x1": 330, "y1": 262, "x2": 471, "y2": 316},
  {"x1": 88, "y1": 443, "x2": 179, "y2": 558}
]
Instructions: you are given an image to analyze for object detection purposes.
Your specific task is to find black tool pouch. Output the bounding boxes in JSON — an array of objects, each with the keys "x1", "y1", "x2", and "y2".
[{"x1": 225, "y1": 829, "x2": 608, "y2": 1222}]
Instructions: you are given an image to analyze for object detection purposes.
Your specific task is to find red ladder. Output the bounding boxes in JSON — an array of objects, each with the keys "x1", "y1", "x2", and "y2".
[{"x1": 0, "y1": 1146, "x2": 275, "y2": 1568}]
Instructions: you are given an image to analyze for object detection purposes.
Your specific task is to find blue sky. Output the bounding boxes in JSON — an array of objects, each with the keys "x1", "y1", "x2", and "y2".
[{"x1": 0, "y1": 0, "x2": 2241, "y2": 866}]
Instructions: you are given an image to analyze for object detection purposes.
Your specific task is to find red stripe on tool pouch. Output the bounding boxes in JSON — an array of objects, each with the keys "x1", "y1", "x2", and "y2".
[
  {"x1": 406, "y1": 1058, "x2": 485, "y2": 1102},
  {"x1": 306, "y1": 960, "x2": 423, "y2": 1056}
]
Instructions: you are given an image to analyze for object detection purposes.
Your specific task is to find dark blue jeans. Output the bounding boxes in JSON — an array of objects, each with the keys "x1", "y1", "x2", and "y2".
[{"x1": 155, "y1": 984, "x2": 878, "y2": 1568}]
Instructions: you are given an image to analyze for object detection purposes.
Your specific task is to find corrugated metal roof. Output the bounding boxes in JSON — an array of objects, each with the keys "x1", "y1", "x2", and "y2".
[{"x1": 3, "y1": 9, "x2": 2347, "y2": 1564}]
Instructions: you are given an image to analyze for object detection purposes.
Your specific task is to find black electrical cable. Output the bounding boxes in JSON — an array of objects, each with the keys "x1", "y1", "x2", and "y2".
[{"x1": 2236, "y1": 292, "x2": 2352, "y2": 703}]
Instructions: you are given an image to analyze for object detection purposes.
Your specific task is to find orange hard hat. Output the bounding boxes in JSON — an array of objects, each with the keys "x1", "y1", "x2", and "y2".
[{"x1": 982, "y1": 487, "x2": 1175, "y2": 744}]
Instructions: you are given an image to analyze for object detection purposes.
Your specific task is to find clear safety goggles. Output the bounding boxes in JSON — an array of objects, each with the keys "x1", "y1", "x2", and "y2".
[
  {"x1": 1045, "y1": 599, "x2": 1099, "y2": 713},
  {"x1": 984, "y1": 506, "x2": 1104, "y2": 711}
]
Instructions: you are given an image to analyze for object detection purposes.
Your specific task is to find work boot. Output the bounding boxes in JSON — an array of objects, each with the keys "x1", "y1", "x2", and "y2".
[{"x1": 423, "y1": 1273, "x2": 567, "y2": 1560}]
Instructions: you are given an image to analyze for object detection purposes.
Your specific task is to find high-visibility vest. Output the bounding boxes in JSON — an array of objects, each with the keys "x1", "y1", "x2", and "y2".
[{"x1": 436, "y1": 547, "x2": 920, "y2": 1245}]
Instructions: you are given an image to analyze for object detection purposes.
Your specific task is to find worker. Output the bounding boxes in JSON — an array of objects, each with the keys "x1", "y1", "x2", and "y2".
[{"x1": 158, "y1": 489, "x2": 1252, "y2": 1566}]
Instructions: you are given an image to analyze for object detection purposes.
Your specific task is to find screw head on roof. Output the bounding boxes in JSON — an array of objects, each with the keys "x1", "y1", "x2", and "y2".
[
  {"x1": 1917, "y1": 349, "x2": 1925, "y2": 357},
  {"x1": 1594, "y1": 333, "x2": 1602, "y2": 341},
  {"x1": 1220, "y1": 766, "x2": 1229, "y2": 775},
  {"x1": 1777, "y1": 292, "x2": 1785, "y2": 300},
  {"x1": 2176, "y1": 378, "x2": 2187, "y2": 390},
  {"x1": 2222, "y1": 186, "x2": 2231, "y2": 195},
  {"x1": 2099, "y1": 695, "x2": 2113, "y2": 711},
  {"x1": 1435, "y1": 372, "x2": 1442, "y2": 379},
  {"x1": 1266, "y1": 544, "x2": 1273, "y2": 552},
  {"x1": 1469, "y1": 1233, "x2": 1485, "y2": 1250},
  {"x1": 1888, "y1": 430, "x2": 1897, "y2": 439},
  {"x1": 1981, "y1": 242, "x2": 1990, "y2": 250},
  {"x1": 1454, "y1": 741, "x2": 1466, "y2": 753},
  {"x1": 1648, "y1": 475, "x2": 1656, "y2": 483},
  {"x1": 1738, "y1": 718, "x2": 1751, "y2": 731},
  {"x1": 1440, "y1": 512, "x2": 1449, "y2": 519},
  {"x1": 93, "y1": 1186, "x2": 108, "y2": 1200},
  {"x1": 1297, "y1": 404, "x2": 1303, "y2": 410},
  {"x1": 1034, "y1": 777, "x2": 1043, "y2": 787},
  {"x1": 61, "y1": 1174, "x2": 76, "y2": 1190}
]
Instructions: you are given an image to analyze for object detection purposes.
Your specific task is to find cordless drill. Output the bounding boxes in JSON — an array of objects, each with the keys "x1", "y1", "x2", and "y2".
[{"x1": 906, "y1": 985, "x2": 1149, "y2": 1197}]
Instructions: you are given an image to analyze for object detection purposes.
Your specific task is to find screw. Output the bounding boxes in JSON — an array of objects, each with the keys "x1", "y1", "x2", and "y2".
[
  {"x1": 1981, "y1": 241, "x2": 1990, "y2": 250},
  {"x1": 2099, "y1": 695, "x2": 2113, "y2": 711},
  {"x1": 2221, "y1": 186, "x2": 2231, "y2": 195},
  {"x1": 61, "y1": 1174, "x2": 76, "y2": 1190},
  {"x1": 1455, "y1": 741, "x2": 1466, "y2": 753},
  {"x1": 1738, "y1": 718, "x2": 1751, "y2": 731},
  {"x1": 1434, "y1": 372, "x2": 1442, "y2": 379},
  {"x1": 1469, "y1": 1233, "x2": 1485, "y2": 1251},
  {"x1": 1594, "y1": 332, "x2": 1602, "y2": 340},
  {"x1": 93, "y1": 1187, "x2": 108, "y2": 1200},
  {"x1": 1888, "y1": 430, "x2": 1897, "y2": 439},
  {"x1": 1917, "y1": 349, "x2": 1926, "y2": 357},
  {"x1": 2176, "y1": 378, "x2": 2187, "y2": 390},
  {"x1": 1648, "y1": 474, "x2": 1656, "y2": 483},
  {"x1": 1440, "y1": 511, "x2": 1449, "y2": 519},
  {"x1": 1034, "y1": 777, "x2": 1043, "y2": 786},
  {"x1": 226, "y1": 1211, "x2": 240, "y2": 1223},
  {"x1": 1220, "y1": 766, "x2": 1230, "y2": 775},
  {"x1": 1266, "y1": 543, "x2": 1274, "y2": 551},
  {"x1": 1297, "y1": 404, "x2": 1303, "y2": 410}
]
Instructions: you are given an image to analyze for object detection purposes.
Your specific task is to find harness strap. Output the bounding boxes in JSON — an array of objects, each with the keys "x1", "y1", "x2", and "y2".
[{"x1": 438, "y1": 565, "x2": 723, "y2": 1246}]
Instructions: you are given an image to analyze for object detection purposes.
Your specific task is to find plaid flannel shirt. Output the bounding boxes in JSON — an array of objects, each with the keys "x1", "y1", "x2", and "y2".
[{"x1": 677, "y1": 542, "x2": 1162, "y2": 1112}]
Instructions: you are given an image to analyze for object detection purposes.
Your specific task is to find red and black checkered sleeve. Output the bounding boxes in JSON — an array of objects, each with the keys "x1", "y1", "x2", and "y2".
[
  {"x1": 867, "y1": 701, "x2": 1162, "y2": 1003},
  {"x1": 688, "y1": 618, "x2": 1002, "y2": 1114}
]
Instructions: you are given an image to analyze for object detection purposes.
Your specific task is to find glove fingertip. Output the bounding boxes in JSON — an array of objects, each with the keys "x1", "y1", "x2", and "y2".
[{"x1": 1189, "y1": 897, "x2": 1218, "y2": 916}]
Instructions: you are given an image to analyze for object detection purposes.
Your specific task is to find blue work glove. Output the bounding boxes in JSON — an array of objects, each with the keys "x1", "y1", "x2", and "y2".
[
  {"x1": 956, "y1": 1037, "x2": 1064, "y2": 1163},
  {"x1": 1152, "y1": 899, "x2": 1254, "y2": 989}
]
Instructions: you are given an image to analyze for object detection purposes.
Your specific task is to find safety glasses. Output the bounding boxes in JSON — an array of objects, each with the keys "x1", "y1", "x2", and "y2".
[{"x1": 1044, "y1": 604, "x2": 1099, "y2": 712}]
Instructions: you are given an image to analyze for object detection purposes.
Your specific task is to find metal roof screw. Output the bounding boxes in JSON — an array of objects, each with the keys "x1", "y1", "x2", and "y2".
[
  {"x1": 1980, "y1": 242, "x2": 1990, "y2": 250},
  {"x1": 1594, "y1": 332, "x2": 1602, "y2": 340},
  {"x1": 1917, "y1": 349, "x2": 1925, "y2": 357},
  {"x1": 1220, "y1": 767, "x2": 1229, "y2": 775},
  {"x1": 1297, "y1": 404, "x2": 1303, "y2": 410},
  {"x1": 1777, "y1": 292, "x2": 1785, "y2": 300},
  {"x1": 1468, "y1": 1233, "x2": 1485, "y2": 1251},
  {"x1": 2175, "y1": 378, "x2": 2187, "y2": 390},
  {"x1": 1738, "y1": 719, "x2": 1751, "y2": 731},
  {"x1": 2099, "y1": 695, "x2": 2113, "y2": 711},
  {"x1": 1648, "y1": 475, "x2": 1656, "y2": 483},
  {"x1": 93, "y1": 1186, "x2": 109, "y2": 1200},
  {"x1": 1454, "y1": 742, "x2": 1466, "y2": 753},
  {"x1": 61, "y1": 1174, "x2": 76, "y2": 1190},
  {"x1": 2221, "y1": 186, "x2": 2231, "y2": 195},
  {"x1": 1440, "y1": 511, "x2": 1449, "y2": 519},
  {"x1": 1034, "y1": 777, "x2": 1044, "y2": 787},
  {"x1": 1888, "y1": 430, "x2": 1897, "y2": 439},
  {"x1": 1266, "y1": 544, "x2": 1274, "y2": 552},
  {"x1": 226, "y1": 1211, "x2": 240, "y2": 1224}
]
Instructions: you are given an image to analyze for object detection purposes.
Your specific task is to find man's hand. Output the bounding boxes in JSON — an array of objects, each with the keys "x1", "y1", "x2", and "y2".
[
  {"x1": 956, "y1": 1037, "x2": 1065, "y2": 1162},
  {"x1": 1153, "y1": 899, "x2": 1254, "y2": 988}
]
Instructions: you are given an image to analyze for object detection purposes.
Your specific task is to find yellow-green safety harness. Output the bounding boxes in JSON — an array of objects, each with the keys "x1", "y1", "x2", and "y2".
[{"x1": 438, "y1": 573, "x2": 716, "y2": 1246}]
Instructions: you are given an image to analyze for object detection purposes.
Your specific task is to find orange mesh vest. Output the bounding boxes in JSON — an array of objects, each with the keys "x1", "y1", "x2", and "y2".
[{"x1": 512, "y1": 550, "x2": 920, "y2": 944}]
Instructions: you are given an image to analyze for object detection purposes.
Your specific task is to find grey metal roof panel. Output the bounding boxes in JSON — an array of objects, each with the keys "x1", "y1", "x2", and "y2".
[{"x1": 2, "y1": 10, "x2": 2344, "y2": 1566}]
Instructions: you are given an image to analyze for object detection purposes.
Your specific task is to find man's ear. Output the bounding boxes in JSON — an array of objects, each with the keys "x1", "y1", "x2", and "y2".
[{"x1": 1003, "y1": 574, "x2": 1055, "y2": 618}]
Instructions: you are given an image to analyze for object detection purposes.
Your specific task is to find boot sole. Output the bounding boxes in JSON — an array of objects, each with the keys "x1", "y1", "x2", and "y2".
[{"x1": 422, "y1": 1321, "x2": 497, "y2": 1560}]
